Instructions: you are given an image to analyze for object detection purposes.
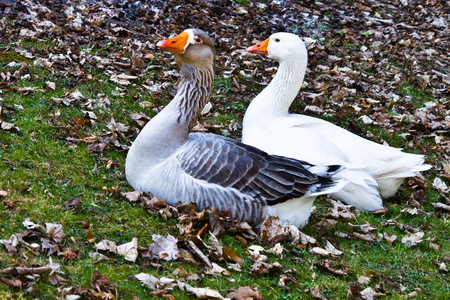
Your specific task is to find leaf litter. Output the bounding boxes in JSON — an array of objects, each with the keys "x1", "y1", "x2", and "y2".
[{"x1": 0, "y1": 0, "x2": 449, "y2": 298}]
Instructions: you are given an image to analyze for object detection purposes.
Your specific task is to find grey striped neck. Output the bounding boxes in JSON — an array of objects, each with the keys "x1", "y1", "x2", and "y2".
[{"x1": 173, "y1": 63, "x2": 214, "y2": 131}]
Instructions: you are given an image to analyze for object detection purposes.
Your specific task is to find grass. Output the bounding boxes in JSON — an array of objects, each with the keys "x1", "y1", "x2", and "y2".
[{"x1": 1, "y1": 39, "x2": 449, "y2": 300}]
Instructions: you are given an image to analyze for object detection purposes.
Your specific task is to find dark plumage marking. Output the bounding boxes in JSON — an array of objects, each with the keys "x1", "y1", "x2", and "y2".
[{"x1": 178, "y1": 133, "x2": 340, "y2": 207}]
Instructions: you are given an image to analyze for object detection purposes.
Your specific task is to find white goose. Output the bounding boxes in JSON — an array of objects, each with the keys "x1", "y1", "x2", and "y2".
[
  {"x1": 125, "y1": 29, "x2": 346, "y2": 228},
  {"x1": 243, "y1": 32, "x2": 431, "y2": 211}
]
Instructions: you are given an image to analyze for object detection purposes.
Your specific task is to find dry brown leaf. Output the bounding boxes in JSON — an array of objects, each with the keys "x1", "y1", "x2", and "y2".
[
  {"x1": 267, "y1": 243, "x2": 284, "y2": 256},
  {"x1": 223, "y1": 246, "x2": 244, "y2": 263},
  {"x1": 117, "y1": 237, "x2": 138, "y2": 262},
  {"x1": 259, "y1": 215, "x2": 286, "y2": 246},
  {"x1": 250, "y1": 261, "x2": 283, "y2": 276},
  {"x1": 348, "y1": 282, "x2": 364, "y2": 299},
  {"x1": 94, "y1": 239, "x2": 118, "y2": 254},
  {"x1": 85, "y1": 228, "x2": 95, "y2": 243},
  {"x1": 304, "y1": 284, "x2": 328, "y2": 300},
  {"x1": 433, "y1": 260, "x2": 448, "y2": 272},
  {"x1": 357, "y1": 276, "x2": 371, "y2": 284},
  {"x1": 316, "y1": 259, "x2": 350, "y2": 276},
  {"x1": 401, "y1": 232, "x2": 424, "y2": 247},
  {"x1": 57, "y1": 249, "x2": 79, "y2": 262},
  {"x1": 430, "y1": 242, "x2": 441, "y2": 251},
  {"x1": 352, "y1": 232, "x2": 376, "y2": 242},
  {"x1": 226, "y1": 286, "x2": 264, "y2": 300},
  {"x1": 317, "y1": 218, "x2": 338, "y2": 229},
  {"x1": 278, "y1": 274, "x2": 297, "y2": 292},
  {"x1": 186, "y1": 240, "x2": 212, "y2": 268},
  {"x1": 133, "y1": 273, "x2": 176, "y2": 291},
  {"x1": 45, "y1": 81, "x2": 56, "y2": 91},
  {"x1": 63, "y1": 198, "x2": 82, "y2": 210},
  {"x1": 0, "y1": 234, "x2": 18, "y2": 256},
  {"x1": 325, "y1": 200, "x2": 356, "y2": 220},
  {"x1": 177, "y1": 282, "x2": 223, "y2": 299},
  {"x1": 149, "y1": 234, "x2": 179, "y2": 261},
  {"x1": 58, "y1": 286, "x2": 88, "y2": 299},
  {"x1": 431, "y1": 202, "x2": 450, "y2": 212},
  {"x1": 383, "y1": 232, "x2": 397, "y2": 246},
  {"x1": 247, "y1": 245, "x2": 267, "y2": 262},
  {"x1": 311, "y1": 247, "x2": 331, "y2": 257},
  {"x1": 324, "y1": 240, "x2": 343, "y2": 256},
  {"x1": 45, "y1": 223, "x2": 65, "y2": 243},
  {"x1": 205, "y1": 263, "x2": 230, "y2": 277},
  {"x1": 121, "y1": 190, "x2": 144, "y2": 202}
]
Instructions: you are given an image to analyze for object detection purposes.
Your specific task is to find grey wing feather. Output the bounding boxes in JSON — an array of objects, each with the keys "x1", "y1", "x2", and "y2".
[{"x1": 178, "y1": 133, "x2": 339, "y2": 205}]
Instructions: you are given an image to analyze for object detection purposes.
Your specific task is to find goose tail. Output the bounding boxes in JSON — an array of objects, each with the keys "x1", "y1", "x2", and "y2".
[
  {"x1": 308, "y1": 165, "x2": 348, "y2": 196},
  {"x1": 372, "y1": 154, "x2": 432, "y2": 198},
  {"x1": 331, "y1": 168, "x2": 384, "y2": 211}
]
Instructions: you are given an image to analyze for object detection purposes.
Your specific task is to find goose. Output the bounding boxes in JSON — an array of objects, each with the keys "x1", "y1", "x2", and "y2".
[
  {"x1": 243, "y1": 32, "x2": 431, "y2": 211},
  {"x1": 125, "y1": 29, "x2": 346, "y2": 228}
]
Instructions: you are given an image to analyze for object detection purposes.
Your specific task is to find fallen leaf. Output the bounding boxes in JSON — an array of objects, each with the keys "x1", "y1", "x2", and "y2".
[
  {"x1": 259, "y1": 216, "x2": 285, "y2": 246},
  {"x1": 357, "y1": 276, "x2": 371, "y2": 284},
  {"x1": 45, "y1": 81, "x2": 56, "y2": 91},
  {"x1": 94, "y1": 239, "x2": 118, "y2": 254},
  {"x1": 267, "y1": 243, "x2": 284, "y2": 257},
  {"x1": 63, "y1": 198, "x2": 82, "y2": 210},
  {"x1": 117, "y1": 237, "x2": 138, "y2": 262},
  {"x1": 250, "y1": 261, "x2": 283, "y2": 276},
  {"x1": 352, "y1": 232, "x2": 376, "y2": 242},
  {"x1": 85, "y1": 228, "x2": 95, "y2": 243},
  {"x1": 432, "y1": 177, "x2": 449, "y2": 193},
  {"x1": 383, "y1": 233, "x2": 397, "y2": 245},
  {"x1": 133, "y1": 273, "x2": 176, "y2": 291},
  {"x1": 223, "y1": 246, "x2": 244, "y2": 263},
  {"x1": 324, "y1": 240, "x2": 343, "y2": 256},
  {"x1": 121, "y1": 190, "x2": 144, "y2": 202},
  {"x1": 227, "y1": 263, "x2": 242, "y2": 272},
  {"x1": 57, "y1": 249, "x2": 79, "y2": 262},
  {"x1": 316, "y1": 259, "x2": 350, "y2": 276},
  {"x1": 22, "y1": 219, "x2": 45, "y2": 232},
  {"x1": 226, "y1": 286, "x2": 264, "y2": 300},
  {"x1": 177, "y1": 282, "x2": 223, "y2": 299},
  {"x1": 311, "y1": 247, "x2": 331, "y2": 257},
  {"x1": 325, "y1": 200, "x2": 356, "y2": 220},
  {"x1": 431, "y1": 202, "x2": 450, "y2": 212},
  {"x1": 58, "y1": 286, "x2": 88, "y2": 299},
  {"x1": 401, "y1": 232, "x2": 424, "y2": 247},
  {"x1": 401, "y1": 207, "x2": 419, "y2": 215},
  {"x1": 433, "y1": 260, "x2": 448, "y2": 272},
  {"x1": 304, "y1": 285, "x2": 327, "y2": 300},
  {"x1": 247, "y1": 245, "x2": 267, "y2": 262},
  {"x1": 46, "y1": 223, "x2": 65, "y2": 243},
  {"x1": 205, "y1": 263, "x2": 230, "y2": 277},
  {"x1": 90, "y1": 270, "x2": 114, "y2": 292},
  {"x1": 278, "y1": 274, "x2": 297, "y2": 292},
  {"x1": 348, "y1": 282, "x2": 364, "y2": 299}
]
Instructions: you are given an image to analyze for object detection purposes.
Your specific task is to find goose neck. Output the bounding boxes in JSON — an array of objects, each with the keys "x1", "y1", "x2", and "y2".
[
  {"x1": 128, "y1": 63, "x2": 213, "y2": 160},
  {"x1": 248, "y1": 58, "x2": 306, "y2": 116}
]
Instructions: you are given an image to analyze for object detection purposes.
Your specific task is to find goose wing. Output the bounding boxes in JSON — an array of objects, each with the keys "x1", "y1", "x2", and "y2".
[{"x1": 178, "y1": 133, "x2": 339, "y2": 205}]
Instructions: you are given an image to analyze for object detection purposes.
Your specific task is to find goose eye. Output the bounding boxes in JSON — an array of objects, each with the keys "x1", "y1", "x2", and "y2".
[
  {"x1": 195, "y1": 37, "x2": 203, "y2": 43},
  {"x1": 275, "y1": 38, "x2": 280, "y2": 42}
]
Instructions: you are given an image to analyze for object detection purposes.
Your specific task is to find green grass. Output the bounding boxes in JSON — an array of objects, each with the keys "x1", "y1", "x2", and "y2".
[{"x1": 1, "y1": 39, "x2": 449, "y2": 300}]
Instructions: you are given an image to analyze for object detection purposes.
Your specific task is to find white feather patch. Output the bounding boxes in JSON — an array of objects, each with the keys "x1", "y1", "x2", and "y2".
[{"x1": 183, "y1": 29, "x2": 197, "y2": 53}]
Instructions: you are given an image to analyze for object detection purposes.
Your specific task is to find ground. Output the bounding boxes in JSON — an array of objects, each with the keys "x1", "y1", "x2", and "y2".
[{"x1": 0, "y1": 0, "x2": 449, "y2": 299}]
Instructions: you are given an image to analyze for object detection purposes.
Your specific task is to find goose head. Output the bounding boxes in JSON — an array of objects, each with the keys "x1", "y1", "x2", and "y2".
[
  {"x1": 246, "y1": 32, "x2": 307, "y2": 63},
  {"x1": 157, "y1": 28, "x2": 215, "y2": 69}
]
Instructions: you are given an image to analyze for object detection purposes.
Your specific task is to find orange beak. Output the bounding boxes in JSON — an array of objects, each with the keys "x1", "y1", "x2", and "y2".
[
  {"x1": 246, "y1": 38, "x2": 270, "y2": 55},
  {"x1": 156, "y1": 31, "x2": 189, "y2": 54}
]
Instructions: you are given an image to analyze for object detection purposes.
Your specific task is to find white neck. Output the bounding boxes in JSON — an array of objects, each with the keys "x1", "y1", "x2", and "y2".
[{"x1": 245, "y1": 57, "x2": 306, "y2": 117}]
